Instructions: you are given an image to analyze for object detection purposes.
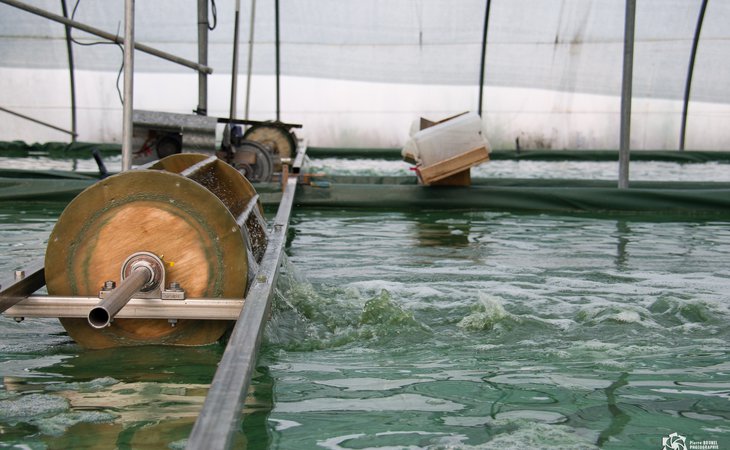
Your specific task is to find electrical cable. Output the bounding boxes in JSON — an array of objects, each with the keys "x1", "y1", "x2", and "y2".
[
  {"x1": 208, "y1": 0, "x2": 217, "y2": 30},
  {"x1": 69, "y1": 0, "x2": 125, "y2": 104}
]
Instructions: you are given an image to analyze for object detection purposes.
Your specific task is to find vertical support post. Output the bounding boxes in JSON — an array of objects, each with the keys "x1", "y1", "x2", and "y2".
[
  {"x1": 196, "y1": 0, "x2": 209, "y2": 115},
  {"x1": 274, "y1": 0, "x2": 281, "y2": 121},
  {"x1": 477, "y1": 0, "x2": 491, "y2": 118},
  {"x1": 244, "y1": 0, "x2": 257, "y2": 122},
  {"x1": 121, "y1": 0, "x2": 135, "y2": 172},
  {"x1": 229, "y1": 0, "x2": 241, "y2": 121},
  {"x1": 618, "y1": 0, "x2": 636, "y2": 189},
  {"x1": 679, "y1": 0, "x2": 708, "y2": 151},
  {"x1": 60, "y1": 0, "x2": 77, "y2": 142}
]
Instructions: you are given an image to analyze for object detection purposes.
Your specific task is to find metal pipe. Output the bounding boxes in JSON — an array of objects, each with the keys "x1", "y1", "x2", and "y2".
[
  {"x1": 275, "y1": 0, "x2": 281, "y2": 121},
  {"x1": 477, "y1": 0, "x2": 491, "y2": 118},
  {"x1": 0, "y1": 106, "x2": 77, "y2": 137},
  {"x1": 229, "y1": 0, "x2": 242, "y2": 121},
  {"x1": 187, "y1": 176, "x2": 299, "y2": 450},
  {"x1": 618, "y1": 0, "x2": 636, "y2": 189},
  {"x1": 0, "y1": 0, "x2": 213, "y2": 74},
  {"x1": 121, "y1": 0, "x2": 135, "y2": 172},
  {"x1": 679, "y1": 0, "x2": 709, "y2": 151},
  {"x1": 88, "y1": 265, "x2": 152, "y2": 329},
  {"x1": 244, "y1": 0, "x2": 257, "y2": 122},
  {"x1": 196, "y1": 0, "x2": 209, "y2": 115},
  {"x1": 60, "y1": 0, "x2": 77, "y2": 141}
]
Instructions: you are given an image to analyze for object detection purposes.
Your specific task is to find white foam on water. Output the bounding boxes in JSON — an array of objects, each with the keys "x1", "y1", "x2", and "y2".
[{"x1": 274, "y1": 393, "x2": 464, "y2": 414}]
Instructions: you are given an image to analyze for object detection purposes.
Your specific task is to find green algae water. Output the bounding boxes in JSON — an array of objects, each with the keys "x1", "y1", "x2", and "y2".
[
  {"x1": 0, "y1": 203, "x2": 730, "y2": 449},
  {"x1": 1, "y1": 198, "x2": 730, "y2": 448}
]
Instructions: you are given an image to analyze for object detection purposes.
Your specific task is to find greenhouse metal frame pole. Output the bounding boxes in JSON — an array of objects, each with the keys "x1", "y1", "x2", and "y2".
[
  {"x1": 121, "y1": 0, "x2": 134, "y2": 172},
  {"x1": 0, "y1": 106, "x2": 76, "y2": 137},
  {"x1": 477, "y1": 0, "x2": 491, "y2": 118},
  {"x1": 244, "y1": 0, "x2": 257, "y2": 122},
  {"x1": 60, "y1": 0, "x2": 77, "y2": 142},
  {"x1": 679, "y1": 0, "x2": 709, "y2": 152},
  {"x1": 0, "y1": 0, "x2": 213, "y2": 75},
  {"x1": 196, "y1": 0, "x2": 209, "y2": 115},
  {"x1": 275, "y1": 0, "x2": 281, "y2": 121},
  {"x1": 618, "y1": 0, "x2": 636, "y2": 189},
  {"x1": 230, "y1": 0, "x2": 241, "y2": 121}
]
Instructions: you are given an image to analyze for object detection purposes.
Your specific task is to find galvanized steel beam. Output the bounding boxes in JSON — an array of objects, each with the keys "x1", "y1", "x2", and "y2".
[
  {"x1": 186, "y1": 176, "x2": 299, "y2": 450},
  {"x1": 3, "y1": 296, "x2": 244, "y2": 320}
]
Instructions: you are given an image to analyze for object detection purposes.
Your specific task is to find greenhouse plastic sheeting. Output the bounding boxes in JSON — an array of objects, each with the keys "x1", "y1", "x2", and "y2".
[
  {"x1": 1, "y1": 0, "x2": 729, "y2": 148},
  {"x1": 0, "y1": 0, "x2": 728, "y2": 103}
]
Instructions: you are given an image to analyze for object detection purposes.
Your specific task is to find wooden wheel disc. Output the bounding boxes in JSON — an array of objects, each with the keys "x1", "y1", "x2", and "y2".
[
  {"x1": 45, "y1": 170, "x2": 248, "y2": 349},
  {"x1": 149, "y1": 153, "x2": 264, "y2": 218},
  {"x1": 243, "y1": 124, "x2": 296, "y2": 169}
]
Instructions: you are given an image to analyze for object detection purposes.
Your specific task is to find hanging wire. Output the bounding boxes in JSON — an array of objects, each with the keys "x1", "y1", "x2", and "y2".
[
  {"x1": 208, "y1": 0, "x2": 218, "y2": 30},
  {"x1": 70, "y1": 0, "x2": 125, "y2": 104}
]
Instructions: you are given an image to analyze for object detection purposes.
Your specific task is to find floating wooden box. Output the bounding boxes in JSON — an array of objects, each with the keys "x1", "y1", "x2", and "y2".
[{"x1": 417, "y1": 145, "x2": 489, "y2": 185}]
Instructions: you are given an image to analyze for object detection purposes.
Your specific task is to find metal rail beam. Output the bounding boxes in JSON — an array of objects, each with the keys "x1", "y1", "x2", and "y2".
[
  {"x1": 3, "y1": 296, "x2": 244, "y2": 320},
  {"x1": 0, "y1": 0, "x2": 213, "y2": 75},
  {"x1": 187, "y1": 175, "x2": 299, "y2": 450}
]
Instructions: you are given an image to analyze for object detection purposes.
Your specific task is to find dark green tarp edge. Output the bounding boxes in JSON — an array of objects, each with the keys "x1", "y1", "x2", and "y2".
[
  {"x1": 1, "y1": 174, "x2": 729, "y2": 216},
  {"x1": 293, "y1": 184, "x2": 730, "y2": 217},
  {"x1": 0, "y1": 141, "x2": 121, "y2": 157},
  {"x1": 307, "y1": 147, "x2": 730, "y2": 163},
  {"x1": 4, "y1": 141, "x2": 730, "y2": 163}
]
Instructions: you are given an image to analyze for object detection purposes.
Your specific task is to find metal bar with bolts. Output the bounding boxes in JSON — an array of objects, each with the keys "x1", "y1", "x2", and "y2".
[
  {"x1": 3, "y1": 296, "x2": 244, "y2": 320},
  {"x1": 0, "y1": 260, "x2": 45, "y2": 314},
  {"x1": 0, "y1": 106, "x2": 77, "y2": 138},
  {"x1": 0, "y1": 0, "x2": 213, "y2": 74},
  {"x1": 187, "y1": 175, "x2": 299, "y2": 450}
]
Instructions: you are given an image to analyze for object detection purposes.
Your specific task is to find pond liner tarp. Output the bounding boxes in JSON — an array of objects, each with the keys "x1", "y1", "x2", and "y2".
[
  {"x1": 306, "y1": 147, "x2": 730, "y2": 163},
  {"x1": 4, "y1": 142, "x2": 730, "y2": 163},
  {"x1": 293, "y1": 183, "x2": 730, "y2": 216},
  {"x1": 1, "y1": 171, "x2": 729, "y2": 216}
]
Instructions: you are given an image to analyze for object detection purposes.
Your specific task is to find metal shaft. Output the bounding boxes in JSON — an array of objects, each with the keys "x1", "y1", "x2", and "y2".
[{"x1": 88, "y1": 265, "x2": 152, "y2": 329}]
